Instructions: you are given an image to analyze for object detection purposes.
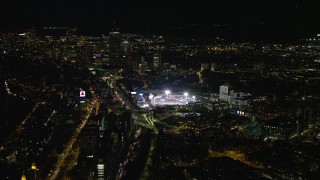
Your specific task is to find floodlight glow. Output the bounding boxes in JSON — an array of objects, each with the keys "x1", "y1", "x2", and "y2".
[
  {"x1": 165, "y1": 90, "x2": 170, "y2": 98},
  {"x1": 184, "y1": 92, "x2": 188, "y2": 97},
  {"x1": 149, "y1": 94, "x2": 154, "y2": 99},
  {"x1": 192, "y1": 96, "x2": 196, "y2": 100}
]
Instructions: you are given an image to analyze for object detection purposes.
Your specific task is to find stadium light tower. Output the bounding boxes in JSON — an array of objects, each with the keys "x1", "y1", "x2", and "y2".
[
  {"x1": 165, "y1": 90, "x2": 170, "y2": 98},
  {"x1": 184, "y1": 92, "x2": 188, "y2": 99},
  {"x1": 149, "y1": 93, "x2": 154, "y2": 104}
]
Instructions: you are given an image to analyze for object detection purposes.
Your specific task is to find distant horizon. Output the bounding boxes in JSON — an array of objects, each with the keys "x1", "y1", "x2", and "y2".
[
  {"x1": 1, "y1": 22, "x2": 319, "y2": 42},
  {"x1": 2, "y1": 0, "x2": 320, "y2": 42}
]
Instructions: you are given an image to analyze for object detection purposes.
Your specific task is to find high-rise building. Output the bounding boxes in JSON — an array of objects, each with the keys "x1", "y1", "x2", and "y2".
[
  {"x1": 152, "y1": 53, "x2": 162, "y2": 69},
  {"x1": 219, "y1": 85, "x2": 230, "y2": 102},
  {"x1": 96, "y1": 159, "x2": 105, "y2": 180},
  {"x1": 109, "y1": 31, "x2": 121, "y2": 66},
  {"x1": 78, "y1": 124, "x2": 100, "y2": 156}
]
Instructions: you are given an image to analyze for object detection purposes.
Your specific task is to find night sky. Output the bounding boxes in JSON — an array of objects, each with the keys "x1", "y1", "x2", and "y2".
[{"x1": 1, "y1": 0, "x2": 320, "y2": 39}]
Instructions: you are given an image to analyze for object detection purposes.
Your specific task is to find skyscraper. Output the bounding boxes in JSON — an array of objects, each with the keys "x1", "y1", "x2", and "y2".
[
  {"x1": 109, "y1": 31, "x2": 121, "y2": 66},
  {"x1": 152, "y1": 53, "x2": 162, "y2": 70},
  {"x1": 219, "y1": 85, "x2": 230, "y2": 102}
]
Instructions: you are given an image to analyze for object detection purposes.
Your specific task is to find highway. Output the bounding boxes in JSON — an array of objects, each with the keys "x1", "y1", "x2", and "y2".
[{"x1": 107, "y1": 74, "x2": 158, "y2": 134}]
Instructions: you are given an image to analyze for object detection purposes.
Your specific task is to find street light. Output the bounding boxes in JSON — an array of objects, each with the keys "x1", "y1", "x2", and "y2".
[
  {"x1": 165, "y1": 90, "x2": 170, "y2": 98},
  {"x1": 184, "y1": 92, "x2": 188, "y2": 98}
]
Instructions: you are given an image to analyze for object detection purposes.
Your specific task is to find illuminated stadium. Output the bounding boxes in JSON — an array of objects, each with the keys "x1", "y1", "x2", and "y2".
[
  {"x1": 150, "y1": 90, "x2": 195, "y2": 106},
  {"x1": 132, "y1": 90, "x2": 196, "y2": 108}
]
